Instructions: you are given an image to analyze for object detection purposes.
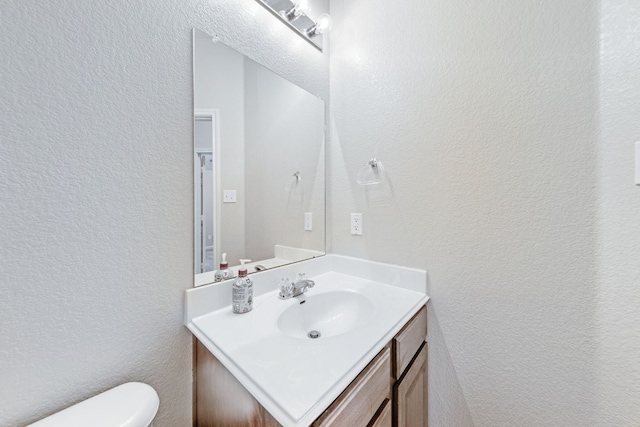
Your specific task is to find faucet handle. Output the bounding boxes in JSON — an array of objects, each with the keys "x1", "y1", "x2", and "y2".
[
  {"x1": 279, "y1": 277, "x2": 293, "y2": 299},
  {"x1": 295, "y1": 272, "x2": 307, "y2": 282}
]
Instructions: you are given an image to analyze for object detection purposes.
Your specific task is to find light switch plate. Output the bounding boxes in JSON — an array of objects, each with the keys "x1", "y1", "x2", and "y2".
[
  {"x1": 223, "y1": 190, "x2": 237, "y2": 203},
  {"x1": 305, "y1": 212, "x2": 312, "y2": 231},
  {"x1": 636, "y1": 142, "x2": 640, "y2": 185}
]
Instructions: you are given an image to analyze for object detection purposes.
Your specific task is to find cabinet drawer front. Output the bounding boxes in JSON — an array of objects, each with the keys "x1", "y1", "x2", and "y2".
[
  {"x1": 393, "y1": 306, "x2": 427, "y2": 379},
  {"x1": 313, "y1": 346, "x2": 391, "y2": 427}
]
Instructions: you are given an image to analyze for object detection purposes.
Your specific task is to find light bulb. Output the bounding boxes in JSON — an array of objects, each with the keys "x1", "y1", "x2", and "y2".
[
  {"x1": 315, "y1": 13, "x2": 332, "y2": 33},
  {"x1": 282, "y1": 0, "x2": 311, "y2": 22},
  {"x1": 293, "y1": 0, "x2": 312, "y2": 16},
  {"x1": 306, "y1": 13, "x2": 332, "y2": 37}
]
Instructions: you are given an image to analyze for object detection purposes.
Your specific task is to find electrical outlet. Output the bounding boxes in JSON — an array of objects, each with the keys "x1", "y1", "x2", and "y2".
[
  {"x1": 305, "y1": 212, "x2": 313, "y2": 231},
  {"x1": 351, "y1": 213, "x2": 363, "y2": 235},
  {"x1": 223, "y1": 190, "x2": 237, "y2": 203}
]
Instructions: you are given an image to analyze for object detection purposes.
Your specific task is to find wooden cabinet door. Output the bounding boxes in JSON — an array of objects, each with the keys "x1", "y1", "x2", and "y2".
[
  {"x1": 195, "y1": 341, "x2": 280, "y2": 427},
  {"x1": 394, "y1": 342, "x2": 428, "y2": 427}
]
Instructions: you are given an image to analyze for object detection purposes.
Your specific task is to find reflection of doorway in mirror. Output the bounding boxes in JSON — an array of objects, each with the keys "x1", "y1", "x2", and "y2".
[
  {"x1": 196, "y1": 151, "x2": 213, "y2": 273},
  {"x1": 194, "y1": 110, "x2": 219, "y2": 274}
]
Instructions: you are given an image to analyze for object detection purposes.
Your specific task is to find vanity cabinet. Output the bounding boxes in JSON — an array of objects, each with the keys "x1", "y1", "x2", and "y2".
[
  {"x1": 195, "y1": 305, "x2": 427, "y2": 427},
  {"x1": 311, "y1": 346, "x2": 392, "y2": 427},
  {"x1": 393, "y1": 306, "x2": 428, "y2": 427},
  {"x1": 395, "y1": 343, "x2": 428, "y2": 427},
  {"x1": 312, "y1": 305, "x2": 428, "y2": 427}
]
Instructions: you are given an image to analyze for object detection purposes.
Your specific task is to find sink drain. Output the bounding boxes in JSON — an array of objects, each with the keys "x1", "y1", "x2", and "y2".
[{"x1": 307, "y1": 330, "x2": 321, "y2": 339}]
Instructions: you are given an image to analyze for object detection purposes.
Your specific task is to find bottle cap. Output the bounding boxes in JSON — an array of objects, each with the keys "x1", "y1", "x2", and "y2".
[
  {"x1": 220, "y1": 253, "x2": 228, "y2": 268},
  {"x1": 238, "y1": 259, "x2": 251, "y2": 277}
]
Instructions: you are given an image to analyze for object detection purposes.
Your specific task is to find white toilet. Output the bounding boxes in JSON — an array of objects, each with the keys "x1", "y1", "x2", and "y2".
[{"x1": 28, "y1": 382, "x2": 159, "y2": 427}]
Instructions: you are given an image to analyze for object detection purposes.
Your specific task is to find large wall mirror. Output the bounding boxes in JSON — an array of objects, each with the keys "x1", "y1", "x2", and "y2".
[{"x1": 193, "y1": 28, "x2": 325, "y2": 286}]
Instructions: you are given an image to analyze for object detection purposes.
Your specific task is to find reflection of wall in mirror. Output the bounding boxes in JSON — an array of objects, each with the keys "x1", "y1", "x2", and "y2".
[
  {"x1": 244, "y1": 60, "x2": 325, "y2": 263},
  {"x1": 194, "y1": 30, "x2": 245, "y2": 266}
]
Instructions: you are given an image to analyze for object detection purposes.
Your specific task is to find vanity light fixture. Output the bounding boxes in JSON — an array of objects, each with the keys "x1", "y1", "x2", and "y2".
[{"x1": 255, "y1": 0, "x2": 332, "y2": 51}]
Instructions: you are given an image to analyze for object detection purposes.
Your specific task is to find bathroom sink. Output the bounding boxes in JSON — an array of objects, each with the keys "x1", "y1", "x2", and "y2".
[
  {"x1": 277, "y1": 290, "x2": 374, "y2": 339},
  {"x1": 187, "y1": 264, "x2": 429, "y2": 427}
]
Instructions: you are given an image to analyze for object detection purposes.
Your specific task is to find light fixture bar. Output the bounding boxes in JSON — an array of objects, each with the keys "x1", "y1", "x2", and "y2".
[{"x1": 255, "y1": 0, "x2": 331, "y2": 52}]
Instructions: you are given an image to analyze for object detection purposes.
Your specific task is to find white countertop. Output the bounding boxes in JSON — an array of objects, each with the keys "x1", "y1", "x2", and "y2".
[{"x1": 185, "y1": 255, "x2": 429, "y2": 427}]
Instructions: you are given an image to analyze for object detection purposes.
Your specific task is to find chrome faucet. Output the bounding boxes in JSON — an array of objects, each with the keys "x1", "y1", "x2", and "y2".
[
  {"x1": 293, "y1": 275, "x2": 315, "y2": 297},
  {"x1": 279, "y1": 273, "x2": 315, "y2": 299}
]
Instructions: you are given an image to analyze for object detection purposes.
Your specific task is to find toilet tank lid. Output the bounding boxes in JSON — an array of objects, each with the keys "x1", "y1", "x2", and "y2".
[{"x1": 29, "y1": 382, "x2": 159, "y2": 427}]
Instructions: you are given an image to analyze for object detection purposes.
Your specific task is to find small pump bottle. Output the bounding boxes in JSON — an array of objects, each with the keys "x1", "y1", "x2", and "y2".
[
  {"x1": 214, "y1": 253, "x2": 233, "y2": 282},
  {"x1": 232, "y1": 259, "x2": 253, "y2": 314}
]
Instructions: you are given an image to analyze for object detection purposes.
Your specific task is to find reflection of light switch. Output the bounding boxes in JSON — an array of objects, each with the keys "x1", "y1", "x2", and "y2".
[
  {"x1": 305, "y1": 212, "x2": 312, "y2": 231},
  {"x1": 223, "y1": 190, "x2": 237, "y2": 203}
]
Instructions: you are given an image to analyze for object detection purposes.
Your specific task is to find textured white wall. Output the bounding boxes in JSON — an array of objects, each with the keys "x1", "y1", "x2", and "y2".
[
  {"x1": 0, "y1": 1, "x2": 328, "y2": 426},
  {"x1": 330, "y1": 0, "x2": 602, "y2": 425},
  {"x1": 598, "y1": 1, "x2": 640, "y2": 424}
]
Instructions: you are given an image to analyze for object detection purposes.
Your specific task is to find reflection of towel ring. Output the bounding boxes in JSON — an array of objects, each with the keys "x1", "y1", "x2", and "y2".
[
  {"x1": 357, "y1": 158, "x2": 386, "y2": 186},
  {"x1": 286, "y1": 170, "x2": 304, "y2": 197}
]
